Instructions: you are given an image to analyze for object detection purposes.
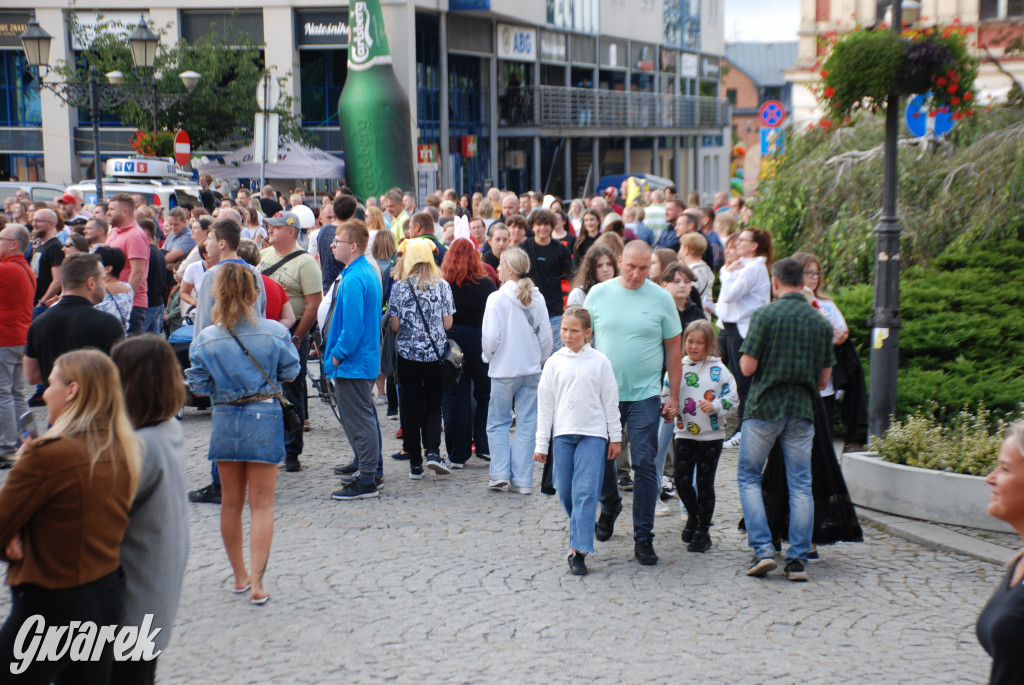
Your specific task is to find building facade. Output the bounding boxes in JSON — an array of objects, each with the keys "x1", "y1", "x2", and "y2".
[{"x1": 0, "y1": 1, "x2": 732, "y2": 200}]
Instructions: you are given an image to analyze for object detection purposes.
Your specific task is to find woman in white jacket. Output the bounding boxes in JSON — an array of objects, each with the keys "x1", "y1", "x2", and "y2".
[
  {"x1": 713, "y1": 227, "x2": 771, "y2": 449},
  {"x1": 481, "y1": 247, "x2": 552, "y2": 494},
  {"x1": 534, "y1": 306, "x2": 621, "y2": 576}
]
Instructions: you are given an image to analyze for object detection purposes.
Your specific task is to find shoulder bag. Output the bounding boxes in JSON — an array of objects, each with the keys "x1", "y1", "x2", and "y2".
[
  {"x1": 261, "y1": 249, "x2": 304, "y2": 277},
  {"x1": 228, "y1": 330, "x2": 303, "y2": 432},
  {"x1": 409, "y1": 283, "x2": 463, "y2": 386}
]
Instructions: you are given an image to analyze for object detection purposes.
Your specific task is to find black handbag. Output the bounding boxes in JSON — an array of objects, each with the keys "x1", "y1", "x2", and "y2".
[
  {"x1": 228, "y1": 330, "x2": 303, "y2": 433},
  {"x1": 409, "y1": 283, "x2": 463, "y2": 386},
  {"x1": 380, "y1": 310, "x2": 398, "y2": 377}
]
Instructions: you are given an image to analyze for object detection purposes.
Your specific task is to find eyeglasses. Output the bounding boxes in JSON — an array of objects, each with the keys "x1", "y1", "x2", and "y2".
[
  {"x1": 332, "y1": 240, "x2": 357, "y2": 247},
  {"x1": 63, "y1": 243, "x2": 75, "y2": 248},
  {"x1": 804, "y1": 270, "x2": 822, "y2": 277}
]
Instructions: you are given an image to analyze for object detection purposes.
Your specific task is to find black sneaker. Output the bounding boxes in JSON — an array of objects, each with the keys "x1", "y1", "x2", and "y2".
[
  {"x1": 189, "y1": 482, "x2": 222, "y2": 504},
  {"x1": 391, "y1": 450, "x2": 411, "y2": 461},
  {"x1": 425, "y1": 451, "x2": 450, "y2": 475},
  {"x1": 568, "y1": 551, "x2": 588, "y2": 576},
  {"x1": 806, "y1": 549, "x2": 820, "y2": 560},
  {"x1": 687, "y1": 530, "x2": 712, "y2": 553},
  {"x1": 634, "y1": 539, "x2": 659, "y2": 565},
  {"x1": 284, "y1": 454, "x2": 301, "y2": 472},
  {"x1": 784, "y1": 559, "x2": 808, "y2": 582},
  {"x1": 331, "y1": 480, "x2": 380, "y2": 500},
  {"x1": 333, "y1": 461, "x2": 358, "y2": 476},
  {"x1": 409, "y1": 465, "x2": 424, "y2": 480},
  {"x1": 595, "y1": 502, "x2": 622, "y2": 542},
  {"x1": 681, "y1": 516, "x2": 697, "y2": 544},
  {"x1": 338, "y1": 471, "x2": 383, "y2": 488},
  {"x1": 618, "y1": 475, "x2": 633, "y2": 491},
  {"x1": 746, "y1": 556, "x2": 778, "y2": 577},
  {"x1": 27, "y1": 390, "x2": 45, "y2": 408}
]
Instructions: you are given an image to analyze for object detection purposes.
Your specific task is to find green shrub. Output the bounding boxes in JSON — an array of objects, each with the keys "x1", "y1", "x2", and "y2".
[
  {"x1": 833, "y1": 238, "x2": 1024, "y2": 420},
  {"x1": 875, "y1": 404, "x2": 1018, "y2": 475}
]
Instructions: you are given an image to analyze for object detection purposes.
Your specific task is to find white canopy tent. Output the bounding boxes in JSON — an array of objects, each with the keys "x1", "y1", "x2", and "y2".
[{"x1": 197, "y1": 140, "x2": 345, "y2": 180}]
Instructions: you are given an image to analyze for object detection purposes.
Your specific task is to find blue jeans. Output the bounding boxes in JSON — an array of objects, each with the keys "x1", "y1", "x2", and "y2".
[
  {"x1": 737, "y1": 416, "x2": 815, "y2": 561},
  {"x1": 598, "y1": 395, "x2": 662, "y2": 541},
  {"x1": 549, "y1": 315, "x2": 562, "y2": 352},
  {"x1": 143, "y1": 304, "x2": 164, "y2": 334},
  {"x1": 552, "y1": 434, "x2": 607, "y2": 553},
  {"x1": 486, "y1": 374, "x2": 539, "y2": 488}
]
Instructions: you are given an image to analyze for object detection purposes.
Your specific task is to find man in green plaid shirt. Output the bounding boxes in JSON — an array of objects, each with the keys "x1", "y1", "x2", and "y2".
[{"x1": 736, "y1": 257, "x2": 836, "y2": 582}]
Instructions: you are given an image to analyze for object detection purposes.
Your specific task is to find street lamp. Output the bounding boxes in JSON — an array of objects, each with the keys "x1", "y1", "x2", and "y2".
[
  {"x1": 868, "y1": 0, "x2": 916, "y2": 443},
  {"x1": 19, "y1": 13, "x2": 200, "y2": 199}
]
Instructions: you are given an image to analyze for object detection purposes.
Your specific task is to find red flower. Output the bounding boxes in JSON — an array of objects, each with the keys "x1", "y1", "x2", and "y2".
[
  {"x1": 820, "y1": 119, "x2": 833, "y2": 130},
  {"x1": 948, "y1": 84, "x2": 959, "y2": 93},
  {"x1": 936, "y1": 76, "x2": 948, "y2": 86},
  {"x1": 824, "y1": 86, "x2": 836, "y2": 98},
  {"x1": 965, "y1": 91, "x2": 973, "y2": 100},
  {"x1": 952, "y1": 112, "x2": 963, "y2": 120},
  {"x1": 951, "y1": 96, "x2": 961, "y2": 105},
  {"x1": 966, "y1": 108, "x2": 975, "y2": 116},
  {"x1": 820, "y1": 69, "x2": 829, "y2": 78},
  {"x1": 947, "y1": 69, "x2": 957, "y2": 78}
]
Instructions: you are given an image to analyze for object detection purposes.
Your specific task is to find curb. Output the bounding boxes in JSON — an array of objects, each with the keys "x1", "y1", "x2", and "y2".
[{"x1": 857, "y1": 507, "x2": 1015, "y2": 566}]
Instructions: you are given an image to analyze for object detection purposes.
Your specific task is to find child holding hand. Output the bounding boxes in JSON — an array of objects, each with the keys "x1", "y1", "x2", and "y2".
[
  {"x1": 675, "y1": 319, "x2": 739, "y2": 552},
  {"x1": 534, "y1": 306, "x2": 621, "y2": 576}
]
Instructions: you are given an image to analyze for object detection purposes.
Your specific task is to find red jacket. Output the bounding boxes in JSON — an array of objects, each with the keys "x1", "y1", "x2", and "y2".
[{"x1": 0, "y1": 254, "x2": 35, "y2": 346}]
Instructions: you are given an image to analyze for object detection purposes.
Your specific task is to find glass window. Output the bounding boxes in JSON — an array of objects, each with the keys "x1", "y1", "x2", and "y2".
[
  {"x1": 0, "y1": 51, "x2": 41, "y2": 127},
  {"x1": 300, "y1": 50, "x2": 347, "y2": 126},
  {"x1": 1009, "y1": 0, "x2": 1024, "y2": 17},
  {"x1": 761, "y1": 86, "x2": 783, "y2": 103},
  {"x1": 726, "y1": 88, "x2": 737, "y2": 105}
]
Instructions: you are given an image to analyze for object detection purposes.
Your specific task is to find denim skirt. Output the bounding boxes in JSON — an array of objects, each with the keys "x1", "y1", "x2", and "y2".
[{"x1": 208, "y1": 401, "x2": 285, "y2": 464}]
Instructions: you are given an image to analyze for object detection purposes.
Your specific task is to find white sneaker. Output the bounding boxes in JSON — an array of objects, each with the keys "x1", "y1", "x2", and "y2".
[
  {"x1": 488, "y1": 479, "x2": 510, "y2": 490},
  {"x1": 725, "y1": 432, "x2": 742, "y2": 449},
  {"x1": 508, "y1": 484, "x2": 532, "y2": 495},
  {"x1": 655, "y1": 499, "x2": 670, "y2": 517}
]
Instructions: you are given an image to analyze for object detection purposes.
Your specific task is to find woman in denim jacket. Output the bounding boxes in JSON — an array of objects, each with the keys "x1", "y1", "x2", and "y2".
[{"x1": 187, "y1": 263, "x2": 300, "y2": 605}]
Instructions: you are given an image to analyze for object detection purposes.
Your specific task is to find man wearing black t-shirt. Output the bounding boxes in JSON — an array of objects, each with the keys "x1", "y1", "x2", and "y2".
[
  {"x1": 23, "y1": 253, "x2": 124, "y2": 388},
  {"x1": 521, "y1": 209, "x2": 572, "y2": 352},
  {"x1": 28, "y1": 208, "x2": 64, "y2": 310},
  {"x1": 198, "y1": 173, "x2": 223, "y2": 213},
  {"x1": 258, "y1": 184, "x2": 284, "y2": 217}
]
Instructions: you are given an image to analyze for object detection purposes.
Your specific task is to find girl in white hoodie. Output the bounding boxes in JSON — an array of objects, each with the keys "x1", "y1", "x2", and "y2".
[
  {"x1": 534, "y1": 306, "x2": 621, "y2": 576},
  {"x1": 481, "y1": 247, "x2": 552, "y2": 494}
]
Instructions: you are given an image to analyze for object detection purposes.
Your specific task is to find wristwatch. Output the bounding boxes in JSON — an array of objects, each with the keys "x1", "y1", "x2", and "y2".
[{"x1": 291, "y1": 335, "x2": 301, "y2": 343}]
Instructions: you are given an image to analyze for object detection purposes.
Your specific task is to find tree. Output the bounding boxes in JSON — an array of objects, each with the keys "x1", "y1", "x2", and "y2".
[{"x1": 56, "y1": 11, "x2": 306, "y2": 149}]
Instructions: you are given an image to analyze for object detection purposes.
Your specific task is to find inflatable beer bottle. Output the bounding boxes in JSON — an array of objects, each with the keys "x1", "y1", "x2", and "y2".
[{"x1": 338, "y1": 0, "x2": 416, "y2": 200}]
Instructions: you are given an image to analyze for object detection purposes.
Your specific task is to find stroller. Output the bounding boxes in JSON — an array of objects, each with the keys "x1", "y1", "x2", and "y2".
[{"x1": 168, "y1": 324, "x2": 211, "y2": 410}]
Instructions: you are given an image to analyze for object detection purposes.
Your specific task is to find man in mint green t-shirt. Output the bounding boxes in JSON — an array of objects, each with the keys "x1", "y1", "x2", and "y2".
[{"x1": 585, "y1": 240, "x2": 682, "y2": 566}]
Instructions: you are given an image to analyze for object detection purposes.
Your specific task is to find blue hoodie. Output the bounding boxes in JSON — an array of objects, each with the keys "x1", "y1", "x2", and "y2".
[{"x1": 323, "y1": 255, "x2": 382, "y2": 380}]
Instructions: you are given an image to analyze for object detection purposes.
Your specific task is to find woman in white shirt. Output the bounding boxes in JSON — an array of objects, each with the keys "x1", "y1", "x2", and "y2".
[
  {"x1": 714, "y1": 228, "x2": 772, "y2": 448},
  {"x1": 481, "y1": 247, "x2": 552, "y2": 495}
]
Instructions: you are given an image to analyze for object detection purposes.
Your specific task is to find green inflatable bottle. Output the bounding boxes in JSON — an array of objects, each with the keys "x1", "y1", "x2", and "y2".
[{"x1": 338, "y1": 0, "x2": 416, "y2": 200}]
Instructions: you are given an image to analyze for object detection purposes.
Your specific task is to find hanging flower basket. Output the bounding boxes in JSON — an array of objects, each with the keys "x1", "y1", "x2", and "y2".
[
  {"x1": 131, "y1": 130, "x2": 175, "y2": 157},
  {"x1": 814, "y1": 22, "x2": 979, "y2": 125}
]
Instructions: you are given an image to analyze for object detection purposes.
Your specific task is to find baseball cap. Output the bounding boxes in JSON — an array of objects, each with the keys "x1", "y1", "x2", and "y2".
[
  {"x1": 265, "y1": 211, "x2": 300, "y2": 228},
  {"x1": 58, "y1": 193, "x2": 77, "y2": 204}
]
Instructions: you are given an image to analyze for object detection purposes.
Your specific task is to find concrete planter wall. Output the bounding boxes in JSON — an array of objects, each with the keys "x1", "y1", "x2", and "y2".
[{"x1": 841, "y1": 451, "x2": 1014, "y2": 534}]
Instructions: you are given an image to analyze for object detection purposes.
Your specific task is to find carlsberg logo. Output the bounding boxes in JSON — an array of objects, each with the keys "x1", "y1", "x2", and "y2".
[{"x1": 350, "y1": 2, "x2": 373, "y2": 64}]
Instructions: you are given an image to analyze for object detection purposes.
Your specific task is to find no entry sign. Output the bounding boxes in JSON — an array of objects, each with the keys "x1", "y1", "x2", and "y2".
[{"x1": 174, "y1": 130, "x2": 191, "y2": 166}]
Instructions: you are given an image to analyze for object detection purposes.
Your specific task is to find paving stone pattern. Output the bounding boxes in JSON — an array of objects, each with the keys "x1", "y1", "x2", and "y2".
[{"x1": 0, "y1": 393, "x2": 1001, "y2": 683}]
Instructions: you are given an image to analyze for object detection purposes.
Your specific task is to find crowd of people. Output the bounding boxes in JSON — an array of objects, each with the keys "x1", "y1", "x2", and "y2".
[{"x1": 24, "y1": 176, "x2": 1024, "y2": 681}]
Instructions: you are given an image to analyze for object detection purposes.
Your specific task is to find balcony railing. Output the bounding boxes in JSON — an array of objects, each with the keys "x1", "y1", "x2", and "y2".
[{"x1": 499, "y1": 86, "x2": 730, "y2": 131}]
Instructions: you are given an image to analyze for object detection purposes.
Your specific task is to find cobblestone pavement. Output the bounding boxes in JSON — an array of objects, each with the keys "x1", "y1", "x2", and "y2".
[{"x1": 1, "y1": 389, "x2": 1002, "y2": 683}]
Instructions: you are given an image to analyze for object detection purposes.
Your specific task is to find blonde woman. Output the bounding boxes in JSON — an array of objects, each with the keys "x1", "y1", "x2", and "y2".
[
  {"x1": 0, "y1": 350, "x2": 140, "y2": 682},
  {"x1": 387, "y1": 239, "x2": 455, "y2": 477},
  {"x1": 979, "y1": 423, "x2": 1024, "y2": 683},
  {"x1": 482, "y1": 246, "x2": 553, "y2": 494},
  {"x1": 187, "y1": 263, "x2": 300, "y2": 605},
  {"x1": 365, "y1": 205, "x2": 388, "y2": 252}
]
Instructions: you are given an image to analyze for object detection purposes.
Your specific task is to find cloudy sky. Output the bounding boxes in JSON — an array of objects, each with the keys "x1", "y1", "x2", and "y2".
[{"x1": 725, "y1": 0, "x2": 801, "y2": 42}]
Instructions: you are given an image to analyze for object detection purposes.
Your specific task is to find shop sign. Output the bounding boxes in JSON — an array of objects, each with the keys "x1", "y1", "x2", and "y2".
[
  {"x1": 681, "y1": 53, "x2": 698, "y2": 78},
  {"x1": 0, "y1": 11, "x2": 31, "y2": 48},
  {"x1": 539, "y1": 31, "x2": 566, "y2": 63},
  {"x1": 460, "y1": 135, "x2": 477, "y2": 158},
  {"x1": 497, "y1": 24, "x2": 536, "y2": 62},
  {"x1": 295, "y1": 10, "x2": 349, "y2": 48}
]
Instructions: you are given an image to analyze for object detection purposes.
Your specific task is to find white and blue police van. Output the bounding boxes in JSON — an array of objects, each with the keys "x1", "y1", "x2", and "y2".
[{"x1": 67, "y1": 157, "x2": 202, "y2": 210}]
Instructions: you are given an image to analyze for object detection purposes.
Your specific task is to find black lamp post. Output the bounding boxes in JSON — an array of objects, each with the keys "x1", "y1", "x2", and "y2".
[
  {"x1": 19, "y1": 13, "x2": 200, "y2": 199},
  {"x1": 867, "y1": 0, "x2": 920, "y2": 443}
]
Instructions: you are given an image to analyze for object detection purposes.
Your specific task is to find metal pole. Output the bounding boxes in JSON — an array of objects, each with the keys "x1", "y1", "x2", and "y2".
[
  {"x1": 260, "y1": 78, "x2": 268, "y2": 189},
  {"x1": 868, "y1": 0, "x2": 904, "y2": 443},
  {"x1": 152, "y1": 77, "x2": 158, "y2": 133},
  {"x1": 89, "y1": 65, "x2": 103, "y2": 201}
]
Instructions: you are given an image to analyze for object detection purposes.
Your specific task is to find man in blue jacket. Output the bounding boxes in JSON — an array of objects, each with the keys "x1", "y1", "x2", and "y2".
[{"x1": 324, "y1": 219, "x2": 384, "y2": 500}]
